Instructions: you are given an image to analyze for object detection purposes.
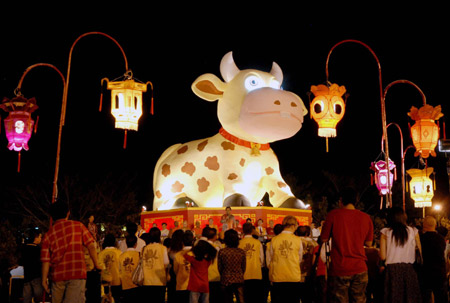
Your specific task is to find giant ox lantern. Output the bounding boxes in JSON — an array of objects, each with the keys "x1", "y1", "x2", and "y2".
[{"x1": 153, "y1": 52, "x2": 309, "y2": 210}]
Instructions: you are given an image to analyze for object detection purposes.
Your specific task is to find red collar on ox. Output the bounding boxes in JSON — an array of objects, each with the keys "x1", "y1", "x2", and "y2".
[{"x1": 219, "y1": 127, "x2": 270, "y2": 156}]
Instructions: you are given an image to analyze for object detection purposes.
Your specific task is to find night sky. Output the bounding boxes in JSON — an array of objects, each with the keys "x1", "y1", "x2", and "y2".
[{"x1": 1, "y1": 8, "x2": 448, "y2": 217}]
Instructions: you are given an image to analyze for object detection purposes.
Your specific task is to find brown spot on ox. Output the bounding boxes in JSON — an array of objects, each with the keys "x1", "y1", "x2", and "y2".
[
  {"x1": 162, "y1": 164, "x2": 171, "y2": 177},
  {"x1": 221, "y1": 141, "x2": 235, "y2": 151},
  {"x1": 171, "y1": 181, "x2": 184, "y2": 193},
  {"x1": 239, "y1": 158, "x2": 246, "y2": 167},
  {"x1": 177, "y1": 145, "x2": 188, "y2": 154},
  {"x1": 265, "y1": 167, "x2": 274, "y2": 175},
  {"x1": 277, "y1": 181, "x2": 287, "y2": 188},
  {"x1": 197, "y1": 140, "x2": 208, "y2": 151},
  {"x1": 156, "y1": 190, "x2": 162, "y2": 199},
  {"x1": 181, "y1": 162, "x2": 196, "y2": 176},
  {"x1": 204, "y1": 156, "x2": 220, "y2": 171},
  {"x1": 197, "y1": 177, "x2": 210, "y2": 193},
  {"x1": 228, "y1": 173, "x2": 238, "y2": 180}
]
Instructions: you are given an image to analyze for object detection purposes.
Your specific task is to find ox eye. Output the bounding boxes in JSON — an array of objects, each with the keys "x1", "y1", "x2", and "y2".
[{"x1": 245, "y1": 75, "x2": 264, "y2": 92}]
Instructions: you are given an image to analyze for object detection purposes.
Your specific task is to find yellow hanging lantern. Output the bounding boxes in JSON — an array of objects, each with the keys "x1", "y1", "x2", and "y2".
[
  {"x1": 101, "y1": 75, "x2": 153, "y2": 148},
  {"x1": 408, "y1": 104, "x2": 443, "y2": 158},
  {"x1": 406, "y1": 167, "x2": 434, "y2": 208},
  {"x1": 310, "y1": 83, "x2": 346, "y2": 151}
]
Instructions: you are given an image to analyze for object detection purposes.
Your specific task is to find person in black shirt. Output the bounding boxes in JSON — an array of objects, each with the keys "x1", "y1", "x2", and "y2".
[
  {"x1": 20, "y1": 228, "x2": 44, "y2": 303},
  {"x1": 419, "y1": 216, "x2": 447, "y2": 303}
]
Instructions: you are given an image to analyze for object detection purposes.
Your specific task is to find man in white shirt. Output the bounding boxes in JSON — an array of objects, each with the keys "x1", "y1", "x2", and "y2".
[{"x1": 119, "y1": 222, "x2": 146, "y2": 253}]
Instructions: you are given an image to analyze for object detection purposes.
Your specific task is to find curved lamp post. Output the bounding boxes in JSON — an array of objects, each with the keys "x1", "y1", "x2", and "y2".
[{"x1": 324, "y1": 39, "x2": 392, "y2": 206}]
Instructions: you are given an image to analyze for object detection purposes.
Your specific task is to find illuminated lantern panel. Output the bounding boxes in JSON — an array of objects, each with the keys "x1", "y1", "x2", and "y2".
[
  {"x1": 309, "y1": 83, "x2": 346, "y2": 138},
  {"x1": 371, "y1": 159, "x2": 396, "y2": 196},
  {"x1": 408, "y1": 104, "x2": 443, "y2": 158},
  {"x1": 103, "y1": 79, "x2": 148, "y2": 131},
  {"x1": 0, "y1": 96, "x2": 38, "y2": 152},
  {"x1": 407, "y1": 167, "x2": 434, "y2": 208}
]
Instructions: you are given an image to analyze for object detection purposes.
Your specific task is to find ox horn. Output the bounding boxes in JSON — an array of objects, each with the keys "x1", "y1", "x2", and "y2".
[
  {"x1": 220, "y1": 51, "x2": 240, "y2": 83},
  {"x1": 270, "y1": 62, "x2": 283, "y2": 85}
]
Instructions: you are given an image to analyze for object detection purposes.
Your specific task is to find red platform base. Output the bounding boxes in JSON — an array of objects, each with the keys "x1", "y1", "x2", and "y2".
[{"x1": 140, "y1": 206, "x2": 312, "y2": 231}]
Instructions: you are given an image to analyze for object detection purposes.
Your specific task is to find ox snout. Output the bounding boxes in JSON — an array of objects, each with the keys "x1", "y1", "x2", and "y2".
[{"x1": 239, "y1": 88, "x2": 306, "y2": 141}]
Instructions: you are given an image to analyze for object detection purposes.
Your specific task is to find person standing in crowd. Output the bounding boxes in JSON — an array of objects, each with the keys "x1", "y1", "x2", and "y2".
[
  {"x1": 142, "y1": 227, "x2": 170, "y2": 302},
  {"x1": 203, "y1": 227, "x2": 224, "y2": 303},
  {"x1": 239, "y1": 222, "x2": 264, "y2": 303},
  {"x1": 420, "y1": 216, "x2": 447, "y2": 303},
  {"x1": 119, "y1": 234, "x2": 140, "y2": 303},
  {"x1": 173, "y1": 231, "x2": 194, "y2": 302},
  {"x1": 98, "y1": 233, "x2": 122, "y2": 303},
  {"x1": 255, "y1": 219, "x2": 267, "y2": 243},
  {"x1": 208, "y1": 218, "x2": 219, "y2": 231},
  {"x1": 320, "y1": 187, "x2": 373, "y2": 303},
  {"x1": 266, "y1": 216, "x2": 303, "y2": 303},
  {"x1": 380, "y1": 206, "x2": 421, "y2": 303},
  {"x1": 168, "y1": 229, "x2": 185, "y2": 302},
  {"x1": 118, "y1": 222, "x2": 145, "y2": 253},
  {"x1": 184, "y1": 239, "x2": 218, "y2": 303},
  {"x1": 296, "y1": 225, "x2": 318, "y2": 303},
  {"x1": 41, "y1": 199, "x2": 101, "y2": 303},
  {"x1": 193, "y1": 221, "x2": 203, "y2": 240},
  {"x1": 160, "y1": 222, "x2": 170, "y2": 241},
  {"x1": 169, "y1": 221, "x2": 181, "y2": 238},
  {"x1": 264, "y1": 223, "x2": 284, "y2": 303},
  {"x1": 266, "y1": 220, "x2": 275, "y2": 240},
  {"x1": 218, "y1": 229, "x2": 246, "y2": 303},
  {"x1": 87, "y1": 214, "x2": 98, "y2": 243},
  {"x1": 20, "y1": 228, "x2": 44, "y2": 303},
  {"x1": 221, "y1": 207, "x2": 235, "y2": 230}
]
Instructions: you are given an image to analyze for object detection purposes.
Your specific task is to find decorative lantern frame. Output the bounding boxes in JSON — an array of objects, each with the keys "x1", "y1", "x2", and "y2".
[{"x1": 406, "y1": 167, "x2": 435, "y2": 208}]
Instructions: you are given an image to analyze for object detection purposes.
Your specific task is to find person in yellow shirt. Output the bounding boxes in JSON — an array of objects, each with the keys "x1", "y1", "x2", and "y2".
[
  {"x1": 142, "y1": 227, "x2": 170, "y2": 302},
  {"x1": 266, "y1": 216, "x2": 303, "y2": 303},
  {"x1": 173, "y1": 231, "x2": 194, "y2": 302},
  {"x1": 119, "y1": 234, "x2": 140, "y2": 303},
  {"x1": 98, "y1": 233, "x2": 123, "y2": 303},
  {"x1": 239, "y1": 222, "x2": 264, "y2": 303}
]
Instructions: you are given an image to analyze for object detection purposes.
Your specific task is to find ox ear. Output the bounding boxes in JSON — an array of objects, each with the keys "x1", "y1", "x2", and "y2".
[
  {"x1": 192, "y1": 73, "x2": 226, "y2": 102},
  {"x1": 270, "y1": 62, "x2": 283, "y2": 84}
]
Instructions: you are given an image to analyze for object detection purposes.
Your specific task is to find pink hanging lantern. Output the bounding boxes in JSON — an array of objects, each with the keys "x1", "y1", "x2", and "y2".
[
  {"x1": 0, "y1": 96, "x2": 38, "y2": 171},
  {"x1": 371, "y1": 158, "x2": 396, "y2": 196}
]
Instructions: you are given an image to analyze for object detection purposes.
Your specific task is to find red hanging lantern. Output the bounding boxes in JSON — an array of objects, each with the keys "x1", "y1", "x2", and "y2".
[
  {"x1": 408, "y1": 104, "x2": 443, "y2": 158},
  {"x1": 0, "y1": 96, "x2": 38, "y2": 171},
  {"x1": 370, "y1": 158, "x2": 396, "y2": 196}
]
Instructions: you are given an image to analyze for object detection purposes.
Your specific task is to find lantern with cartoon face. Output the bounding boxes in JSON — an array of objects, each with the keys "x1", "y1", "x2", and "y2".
[
  {"x1": 371, "y1": 158, "x2": 396, "y2": 196},
  {"x1": 408, "y1": 104, "x2": 443, "y2": 158},
  {"x1": 0, "y1": 96, "x2": 38, "y2": 152},
  {"x1": 406, "y1": 167, "x2": 434, "y2": 208}
]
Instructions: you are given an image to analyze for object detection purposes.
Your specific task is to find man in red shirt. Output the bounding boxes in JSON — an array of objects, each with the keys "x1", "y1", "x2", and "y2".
[
  {"x1": 320, "y1": 187, "x2": 373, "y2": 303},
  {"x1": 41, "y1": 200, "x2": 101, "y2": 303}
]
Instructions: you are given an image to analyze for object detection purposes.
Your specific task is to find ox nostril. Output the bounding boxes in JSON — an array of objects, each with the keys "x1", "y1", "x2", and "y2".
[
  {"x1": 290, "y1": 102, "x2": 297, "y2": 107},
  {"x1": 274, "y1": 100, "x2": 281, "y2": 105}
]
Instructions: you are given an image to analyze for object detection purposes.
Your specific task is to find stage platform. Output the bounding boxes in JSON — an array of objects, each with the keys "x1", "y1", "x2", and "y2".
[{"x1": 140, "y1": 206, "x2": 312, "y2": 231}]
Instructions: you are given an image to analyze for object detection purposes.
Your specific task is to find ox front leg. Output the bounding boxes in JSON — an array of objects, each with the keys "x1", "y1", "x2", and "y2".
[{"x1": 263, "y1": 176, "x2": 309, "y2": 209}]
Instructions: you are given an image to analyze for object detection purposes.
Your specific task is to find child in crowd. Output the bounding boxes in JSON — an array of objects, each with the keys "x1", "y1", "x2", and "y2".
[
  {"x1": 119, "y1": 234, "x2": 140, "y2": 303},
  {"x1": 184, "y1": 239, "x2": 218, "y2": 303},
  {"x1": 98, "y1": 233, "x2": 122, "y2": 303}
]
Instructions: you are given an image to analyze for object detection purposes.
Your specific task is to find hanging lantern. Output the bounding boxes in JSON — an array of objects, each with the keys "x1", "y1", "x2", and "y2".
[
  {"x1": 101, "y1": 76, "x2": 153, "y2": 148},
  {"x1": 371, "y1": 158, "x2": 396, "y2": 196},
  {"x1": 408, "y1": 104, "x2": 443, "y2": 158},
  {"x1": 309, "y1": 83, "x2": 346, "y2": 151},
  {"x1": 406, "y1": 167, "x2": 434, "y2": 208},
  {"x1": 0, "y1": 96, "x2": 39, "y2": 171}
]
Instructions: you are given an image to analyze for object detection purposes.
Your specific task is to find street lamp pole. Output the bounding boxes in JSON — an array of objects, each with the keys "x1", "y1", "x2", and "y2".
[
  {"x1": 53, "y1": 32, "x2": 130, "y2": 203},
  {"x1": 325, "y1": 39, "x2": 392, "y2": 206}
]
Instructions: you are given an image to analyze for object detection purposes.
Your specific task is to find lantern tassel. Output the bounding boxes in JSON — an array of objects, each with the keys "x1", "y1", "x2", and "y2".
[
  {"x1": 123, "y1": 130, "x2": 127, "y2": 149},
  {"x1": 380, "y1": 196, "x2": 383, "y2": 210},
  {"x1": 394, "y1": 168, "x2": 397, "y2": 181},
  {"x1": 151, "y1": 97, "x2": 154, "y2": 115},
  {"x1": 0, "y1": 116, "x2": 2, "y2": 134},
  {"x1": 443, "y1": 121, "x2": 446, "y2": 139},
  {"x1": 17, "y1": 151, "x2": 21, "y2": 173},
  {"x1": 326, "y1": 138, "x2": 329, "y2": 153},
  {"x1": 34, "y1": 115, "x2": 39, "y2": 133}
]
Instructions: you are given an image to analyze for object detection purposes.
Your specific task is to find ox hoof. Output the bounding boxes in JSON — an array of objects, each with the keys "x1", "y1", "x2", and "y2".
[
  {"x1": 223, "y1": 194, "x2": 251, "y2": 207},
  {"x1": 279, "y1": 197, "x2": 309, "y2": 209},
  {"x1": 173, "y1": 197, "x2": 198, "y2": 209}
]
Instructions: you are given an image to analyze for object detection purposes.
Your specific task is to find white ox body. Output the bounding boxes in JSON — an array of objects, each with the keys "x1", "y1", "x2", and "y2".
[{"x1": 153, "y1": 52, "x2": 308, "y2": 210}]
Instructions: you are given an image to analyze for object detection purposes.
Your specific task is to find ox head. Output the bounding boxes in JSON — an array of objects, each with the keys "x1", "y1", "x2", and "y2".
[{"x1": 192, "y1": 52, "x2": 307, "y2": 144}]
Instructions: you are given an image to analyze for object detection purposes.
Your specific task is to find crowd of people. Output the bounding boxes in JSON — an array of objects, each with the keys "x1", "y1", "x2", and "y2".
[{"x1": 12, "y1": 188, "x2": 450, "y2": 303}]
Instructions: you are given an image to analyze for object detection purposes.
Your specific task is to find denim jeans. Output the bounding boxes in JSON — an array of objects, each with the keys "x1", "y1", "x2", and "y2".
[
  {"x1": 51, "y1": 279, "x2": 86, "y2": 303},
  {"x1": 190, "y1": 291, "x2": 209, "y2": 303},
  {"x1": 328, "y1": 271, "x2": 368, "y2": 303},
  {"x1": 23, "y1": 277, "x2": 44, "y2": 303}
]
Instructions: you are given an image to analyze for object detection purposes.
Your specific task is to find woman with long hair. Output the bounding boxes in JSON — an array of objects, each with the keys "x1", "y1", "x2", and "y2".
[{"x1": 380, "y1": 207, "x2": 422, "y2": 303}]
